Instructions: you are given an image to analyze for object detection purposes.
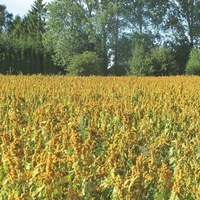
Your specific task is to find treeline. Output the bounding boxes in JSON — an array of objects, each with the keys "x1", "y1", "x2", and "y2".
[
  {"x1": 0, "y1": 0, "x2": 200, "y2": 75},
  {"x1": 0, "y1": 1, "x2": 58, "y2": 74}
]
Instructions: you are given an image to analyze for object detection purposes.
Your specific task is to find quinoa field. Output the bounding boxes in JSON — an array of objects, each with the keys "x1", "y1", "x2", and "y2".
[{"x1": 0, "y1": 75, "x2": 199, "y2": 200}]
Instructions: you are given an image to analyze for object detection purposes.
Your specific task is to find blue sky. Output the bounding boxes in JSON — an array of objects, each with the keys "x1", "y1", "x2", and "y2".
[{"x1": 0, "y1": 0, "x2": 52, "y2": 17}]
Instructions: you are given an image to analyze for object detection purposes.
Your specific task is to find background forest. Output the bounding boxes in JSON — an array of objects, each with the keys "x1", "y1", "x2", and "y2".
[{"x1": 0, "y1": 0, "x2": 200, "y2": 76}]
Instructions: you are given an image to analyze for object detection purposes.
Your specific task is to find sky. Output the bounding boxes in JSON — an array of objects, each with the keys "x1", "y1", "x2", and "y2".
[{"x1": 0, "y1": 0, "x2": 53, "y2": 17}]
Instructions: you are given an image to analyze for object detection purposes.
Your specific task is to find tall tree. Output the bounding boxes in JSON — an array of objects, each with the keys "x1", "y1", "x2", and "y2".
[
  {"x1": 175, "y1": 0, "x2": 200, "y2": 48},
  {"x1": 2, "y1": 0, "x2": 199, "y2": 76},
  {"x1": 25, "y1": 0, "x2": 47, "y2": 74},
  {"x1": 0, "y1": 1, "x2": 56, "y2": 74},
  {"x1": 124, "y1": 0, "x2": 171, "y2": 45},
  {"x1": 45, "y1": 0, "x2": 87, "y2": 68},
  {"x1": 162, "y1": 0, "x2": 200, "y2": 73},
  {"x1": 45, "y1": 0, "x2": 132, "y2": 75},
  {"x1": 0, "y1": 5, "x2": 13, "y2": 73},
  {"x1": 94, "y1": 0, "x2": 120, "y2": 75},
  {"x1": 0, "y1": 4, "x2": 13, "y2": 33},
  {"x1": 45, "y1": 0, "x2": 112, "y2": 74},
  {"x1": 107, "y1": 0, "x2": 131, "y2": 75}
]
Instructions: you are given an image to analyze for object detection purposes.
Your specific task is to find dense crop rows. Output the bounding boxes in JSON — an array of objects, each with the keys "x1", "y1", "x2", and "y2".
[{"x1": 0, "y1": 75, "x2": 199, "y2": 200}]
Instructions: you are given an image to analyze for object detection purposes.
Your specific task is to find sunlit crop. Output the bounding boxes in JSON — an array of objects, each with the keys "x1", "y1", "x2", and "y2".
[{"x1": 0, "y1": 75, "x2": 199, "y2": 199}]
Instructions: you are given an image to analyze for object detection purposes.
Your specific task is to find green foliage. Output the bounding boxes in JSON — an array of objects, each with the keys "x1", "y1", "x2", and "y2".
[
  {"x1": 186, "y1": 48, "x2": 200, "y2": 75},
  {"x1": 150, "y1": 47, "x2": 178, "y2": 76},
  {"x1": 128, "y1": 44, "x2": 152, "y2": 76},
  {"x1": 174, "y1": 0, "x2": 200, "y2": 47},
  {"x1": 0, "y1": 0, "x2": 57, "y2": 74},
  {"x1": 167, "y1": 37, "x2": 191, "y2": 74},
  {"x1": 66, "y1": 51, "x2": 103, "y2": 76},
  {"x1": 44, "y1": 0, "x2": 92, "y2": 68},
  {"x1": 1, "y1": 0, "x2": 200, "y2": 75},
  {"x1": 0, "y1": 4, "x2": 13, "y2": 33},
  {"x1": 129, "y1": 45, "x2": 177, "y2": 76}
]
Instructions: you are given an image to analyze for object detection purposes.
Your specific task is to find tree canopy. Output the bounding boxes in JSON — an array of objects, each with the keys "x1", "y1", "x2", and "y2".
[{"x1": 0, "y1": 0, "x2": 200, "y2": 75}]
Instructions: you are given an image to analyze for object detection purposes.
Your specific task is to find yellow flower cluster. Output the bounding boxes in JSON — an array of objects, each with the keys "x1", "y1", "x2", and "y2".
[{"x1": 0, "y1": 75, "x2": 199, "y2": 199}]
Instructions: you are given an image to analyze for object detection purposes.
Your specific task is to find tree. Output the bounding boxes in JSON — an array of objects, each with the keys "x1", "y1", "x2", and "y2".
[
  {"x1": 128, "y1": 44, "x2": 177, "y2": 76},
  {"x1": 0, "y1": 5, "x2": 13, "y2": 73},
  {"x1": 150, "y1": 47, "x2": 177, "y2": 76},
  {"x1": 125, "y1": 0, "x2": 170, "y2": 43},
  {"x1": 0, "y1": 4, "x2": 13, "y2": 33},
  {"x1": 25, "y1": 0, "x2": 47, "y2": 74},
  {"x1": 45, "y1": 0, "x2": 129, "y2": 75},
  {"x1": 165, "y1": 0, "x2": 200, "y2": 48},
  {"x1": 173, "y1": 0, "x2": 200, "y2": 48},
  {"x1": 66, "y1": 51, "x2": 103, "y2": 76},
  {"x1": 0, "y1": 1, "x2": 57, "y2": 74},
  {"x1": 44, "y1": 0, "x2": 91, "y2": 68},
  {"x1": 1, "y1": 0, "x2": 200, "y2": 76},
  {"x1": 161, "y1": 0, "x2": 200, "y2": 74},
  {"x1": 128, "y1": 43, "x2": 152, "y2": 76},
  {"x1": 185, "y1": 48, "x2": 200, "y2": 75},
  {"x1": 109, "y1": 35, "x2": 132, "y2": 75},
  {"x1": 166, "y1": 37, "x2": 191, "y2": 74}
]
